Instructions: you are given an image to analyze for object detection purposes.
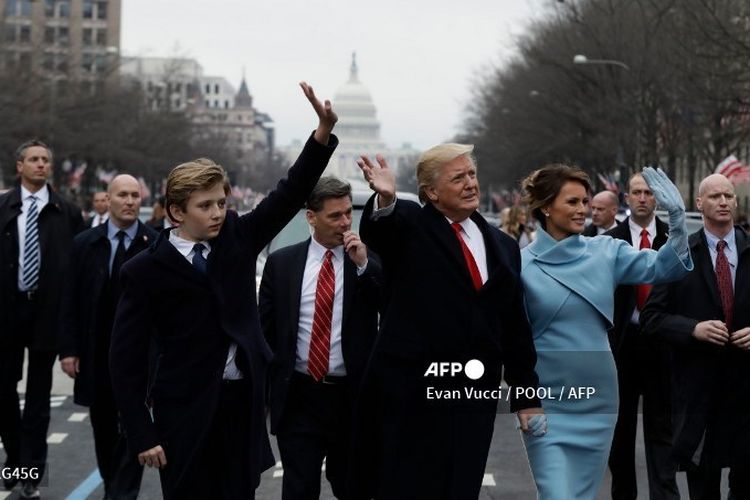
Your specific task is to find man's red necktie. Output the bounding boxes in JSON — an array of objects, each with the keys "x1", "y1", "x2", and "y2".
[
  {"x1": 635, "y1": 229, "x2": 652, "y2": 310},
  {"x1": 715, "y1": 240, "x2": 734, "y2": 329},
  {"x1": 451, "y1": 223, "x2": 483, "y2": 291},
  {"x1": 308, "y1": 250, "x2": 334, "y2": 381}
]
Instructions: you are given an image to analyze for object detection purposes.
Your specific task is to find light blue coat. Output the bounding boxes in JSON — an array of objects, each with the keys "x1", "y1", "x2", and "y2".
[{"x1": 520, "y1": 228, "x2": 691, "y2": 499}]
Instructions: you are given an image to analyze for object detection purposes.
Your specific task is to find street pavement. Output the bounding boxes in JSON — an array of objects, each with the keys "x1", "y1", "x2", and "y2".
[{"x1": 1, "y1": 365, "x2": 724, "y2": 499}]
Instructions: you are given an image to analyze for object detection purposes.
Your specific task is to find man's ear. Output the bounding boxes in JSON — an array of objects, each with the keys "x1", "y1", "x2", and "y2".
[
  {"x1": 425, "y1": 185, "x2": 438, "y2": 202},
  {"x1": 695, "y1": 197, "x2": 703, "y2": 212},
  {"x1": 169, "y1": 203, "x2": 185, "y2": 223},
  {"x1": 305, "y1": 209, "x2": 316, "y2": 228}
]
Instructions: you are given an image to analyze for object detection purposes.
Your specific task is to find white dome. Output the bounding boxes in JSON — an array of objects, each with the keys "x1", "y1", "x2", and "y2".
[{"x1": 333, "y1": 53, "x2": 382, "y2": 145}]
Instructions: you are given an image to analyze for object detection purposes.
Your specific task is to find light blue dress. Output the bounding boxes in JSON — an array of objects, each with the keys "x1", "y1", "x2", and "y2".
[{"x1": 520, "y1": 228, "x2": 691, "y2": 499}]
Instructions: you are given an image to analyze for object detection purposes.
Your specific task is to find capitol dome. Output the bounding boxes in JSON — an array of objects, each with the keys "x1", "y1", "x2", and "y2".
[{"x1": 333, "y1": 53, "x2": 383, "y2": 147}]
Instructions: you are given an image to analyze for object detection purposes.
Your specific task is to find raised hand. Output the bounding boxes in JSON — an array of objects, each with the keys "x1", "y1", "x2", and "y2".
[
  {"x1": 641, "y1": 167, "x2": 685, "y2": 213},
  {"x1": 300, "y1": 81, "x2": 337, "y2": 145},
  {"x1": 357, "y1": 154, "x2": 396, "y2": 207}
]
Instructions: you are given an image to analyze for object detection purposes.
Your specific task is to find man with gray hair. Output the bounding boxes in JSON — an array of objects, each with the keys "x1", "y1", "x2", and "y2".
[
  {"x1": 355, "y1": 145, "x2": 542, "y2": 497},
  {"x1": 259, "y1": 176, "x2": 381, "y2": 498},
  {"x1": 583, "y1": 190, "x2": 620, "y2": 236}
]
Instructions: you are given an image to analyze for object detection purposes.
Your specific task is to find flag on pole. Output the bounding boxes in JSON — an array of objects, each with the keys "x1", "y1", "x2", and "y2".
[
  {"x1": 715, "y1": 155, "x2": 750, "y2": 184},
  {"x1": 597, "y1": 172, "x2": 619, "y2": 194},
  {"x1": 69, "y1": 162, "x2": 87, "y2": 189},
  {"x1": 138, "y1": 176, "x2": 151, "y2": 201}
]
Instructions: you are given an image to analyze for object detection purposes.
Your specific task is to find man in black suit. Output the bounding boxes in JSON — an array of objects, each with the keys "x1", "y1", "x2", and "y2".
[
  {"x1": 355, "y1": 145, "x2": 542, "y2": 498},
  {"x1": 259, "y1": 177, "x2": 381, "y2": 499},
  {"x1": 642, "y1": 173, "x2": 750, "y2": 499},
  {"x1": 606, "y1": 172, "x2": 678, "y2": 499},
  {"x1": 0, "y1": 139, "x2": 84, "y2": 499},
  {"x1": 582, "y1": 190, "x2": 619, "y2": 236},
  {"x1": 59, "y1": 174, "x2": 157, "y2": 499},
  {"x1": 88, "y1": 191, "x2": 110, "y2": 228},
  {"x1": 108, "y1": 82, "x2": 337, "y2": 500}
]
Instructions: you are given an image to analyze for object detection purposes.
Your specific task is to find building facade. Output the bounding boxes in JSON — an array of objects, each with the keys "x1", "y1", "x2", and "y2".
[{"x1": 0, "y1": 0, "x2": 121, "y2": 87}]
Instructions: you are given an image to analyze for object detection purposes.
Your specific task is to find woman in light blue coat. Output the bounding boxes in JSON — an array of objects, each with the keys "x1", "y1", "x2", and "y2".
[{"x1": 518, "y1": 165, "x2": 692, "y2": 499}]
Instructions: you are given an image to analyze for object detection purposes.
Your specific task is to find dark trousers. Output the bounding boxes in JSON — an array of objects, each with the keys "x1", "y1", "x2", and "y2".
[
  {"x1": 686, "y1": 463, "x2": 750, "y2": 500},
  {"x1": 158, "y1": 379, "x2": 255, "y2": 500},
  {"x1": 0, "y1": 294, "x2": 56, "y2": 486},
  {"x1": 89, "y1": 363, "x2": 143, "y2": 500},
  {"x1": 276, "y1": 373, "x2": 351, "y2": 500},
  {"x1": 609, "y1": 323, "x2": 679, "y2": 500}
]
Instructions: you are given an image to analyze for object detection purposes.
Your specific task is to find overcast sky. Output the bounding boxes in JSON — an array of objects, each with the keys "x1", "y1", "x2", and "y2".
[{"x1": 122, "y1": 1, "x2": 549, "y2": 151}]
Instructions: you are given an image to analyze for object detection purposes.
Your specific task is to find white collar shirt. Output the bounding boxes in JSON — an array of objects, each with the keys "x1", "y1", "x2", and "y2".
[{"x1": 17, "y1": 185, "x2": 50, "y2": 291}]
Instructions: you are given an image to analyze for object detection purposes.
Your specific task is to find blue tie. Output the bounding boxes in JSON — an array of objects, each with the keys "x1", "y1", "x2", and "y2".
[
  {"x1": 192, "y1": 243, "x2": 207, "y2": 274},
  {"x1": 22, "y1": 195, "x2": 40, "y2": 290}
]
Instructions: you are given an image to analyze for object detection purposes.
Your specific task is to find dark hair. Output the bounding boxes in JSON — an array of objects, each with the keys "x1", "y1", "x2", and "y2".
[
  {"x1": 521, "y1": 163, "x2": 591, "y2": 229},
  {"x1": 156, "y1": 195, "x2": 166, "y2": 207},
  {"x1": 306, "y1": 177, "x2": 352, "y2": 212},
  {"x1": 16, "y1": 139, "x2": 53, "y2": 162}
]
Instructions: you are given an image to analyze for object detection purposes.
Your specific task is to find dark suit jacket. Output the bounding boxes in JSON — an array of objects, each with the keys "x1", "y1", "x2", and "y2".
[
  {"x1": 641, "y1": 227, "x2": 750, "y2": 467},
  {"x1": 360, "y1": 198, "x2": 539, "y2": 403},
  {"x1": 582, "y1": 223, "x2": 598, "y2": 237},
  {"x1": 0, "y1": 184, "x2": 84, "y2": 352},
  {"x1": 355, "y1": 198, "x2": 540, "y2": 496},
  {"x1": 59, "y1": 221, "x2": 158, "y2": 406},
  {"x1": 259, "y1": 239, "x2": 381, "y2": 434},
  {"x1": 606, "y1": 216, "x2": 669, "y2": 354},
  {"x1": 108, "y1": 134, "x2": 337, "y2": 495}
]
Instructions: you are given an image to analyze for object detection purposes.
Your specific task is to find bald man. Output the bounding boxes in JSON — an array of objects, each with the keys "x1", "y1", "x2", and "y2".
[
  {"x1": 583, "y1": 190, "x2": 620, "y2": 236},
  {"x1": 642, "y1": 174, "x2": 750, "y2": 498},
  {"x1": 59, "y1": 175, "x2": 157, "y2": 500}
]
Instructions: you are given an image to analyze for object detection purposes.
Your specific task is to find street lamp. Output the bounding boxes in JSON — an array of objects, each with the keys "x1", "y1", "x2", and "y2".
[{"x1": 573, "y1": 54, "x2": 630, "y2": 71}]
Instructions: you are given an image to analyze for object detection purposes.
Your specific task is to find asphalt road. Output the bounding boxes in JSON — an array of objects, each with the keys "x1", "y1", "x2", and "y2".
[{"x1": 1, "y1": 364, "x2": 724, "y2": 499}]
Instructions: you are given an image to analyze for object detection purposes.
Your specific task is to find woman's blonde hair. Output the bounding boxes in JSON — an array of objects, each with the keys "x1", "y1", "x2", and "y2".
[
  {"x1": 416, "y1": 143, "x2": 476, "y2": 203},
  {"x1": 165, "y1": 158, "x2": 230, "y2": 221}
]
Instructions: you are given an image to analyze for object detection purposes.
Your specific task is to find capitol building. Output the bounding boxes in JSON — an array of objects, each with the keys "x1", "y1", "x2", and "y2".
[{"x1": 282, "y1": 54, "x2": 420, "y2": 184}]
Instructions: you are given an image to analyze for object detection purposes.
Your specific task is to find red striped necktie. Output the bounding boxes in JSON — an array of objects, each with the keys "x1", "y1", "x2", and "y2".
[{"x1": 308, "y1": 250, "x2": 334, "y2": 381}]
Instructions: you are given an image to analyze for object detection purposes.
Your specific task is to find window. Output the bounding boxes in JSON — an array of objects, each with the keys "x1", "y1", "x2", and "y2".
[
  {"x1": 214, "y1": 84, "x2": 219, "y2": 94},
  {"x1": 205, "y1": 100, "x2": 210, "y2": 107},
  {"x1": 20, "y1": 0, "x2": 32, "y2": 16},
  {"x1": 214, "y1": 100, "x2": 219, "y2": 108},
  {"x1": 82, "y1": 28, "x2": 92, "y2": 45},
  {"x1": 19, "y1": 25, "x2": 30, "y2": 43},
  {"x1": 58, "y1": 26, "x2": 68, "y2": 45},
  {"x1": 4, "y1": 1, "x2": 18, "y2": 17},
  {"x1": 43, "y1": 52, "x2": 55, "y2": 70},
  {"x1": 224, "y1": 100, "x2": 229, "y2": 109},
  {"x1": 4, "y1": 24, "x2": 15, "y2": 42},
  {"x1": 44, "y1": 26, "x2": 56, "y2": 43},
  {"x1": 44, "y1": 0, "x2": 55, "y2": 17},
  {"x1": 82, "y1": 53, "x2": 93, "y2": 72},
  {"x1": 57, "y1": 55, "x2": 68, "y2": 72},
  {"x1": 174, "y1": 82, "x2": 182, "y2": 92},
  {"x1": 83, "y1": 0, "x2": 93, "y2": 19},
  {"x1": 205, "y1": 84, "x2": 210, "y2": 94},
  {"x1": 174, "y1": 99, "x2": 181, "y2": 108},
  {"x1": 19, "y1": 52, "x2": 31, "y2": 67},
  {"x1": 58, "y1": 0, "x2": 69, "y2": 17},
  {"x1": 95, "y1": 54, "x2": 106, "y2": 73},
  {"x1": 95, "y1": 29, "x2": 106, "y2": 46},
  {"x1": 96, "y1": 1, "x2": 107, "y2": 20}
]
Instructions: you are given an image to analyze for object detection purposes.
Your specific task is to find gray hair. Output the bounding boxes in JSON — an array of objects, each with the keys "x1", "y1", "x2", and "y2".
[{"x1": 16, "y1": 139, "x2": 53, "y2": 162}]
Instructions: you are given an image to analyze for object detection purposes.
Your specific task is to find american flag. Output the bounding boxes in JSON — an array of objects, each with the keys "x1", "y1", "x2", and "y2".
[
  {"x1": 596, "y1": 172, "x2": 619, "y2": 194},
  {"x1": 715, "y1": 155, "x2": 750, "y2": 184}
]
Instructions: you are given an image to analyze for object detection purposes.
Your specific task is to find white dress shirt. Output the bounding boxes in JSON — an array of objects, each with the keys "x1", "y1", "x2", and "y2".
[
  {"x1": 295, "y1": 238, "x2": 351, "y2": 376},
  {"x1": 17, "y1": 185, "x2": 49, "y2": 291},
  {"x1": 628, "y1": 216, "x2": 657, "y2": 324},
  {"x1": 596, "y1": 220, "x2": 619, "y2": 235},
  {"x1": 91, "y1": 212, "x2": 110, "y2": 227},
  {"x1": 168, "y1": 231, "x2": 243, "y2": 380}
]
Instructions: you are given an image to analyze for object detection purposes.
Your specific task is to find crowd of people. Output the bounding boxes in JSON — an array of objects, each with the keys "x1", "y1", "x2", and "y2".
[{"x1": 1, "y1": 82, "x2": 748, "y2": 500}]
